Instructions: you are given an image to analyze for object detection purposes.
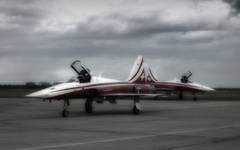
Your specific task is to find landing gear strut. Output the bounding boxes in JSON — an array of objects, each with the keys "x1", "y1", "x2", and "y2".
[
  {"x1": 178, "y1": 91, "x2": 183, "y2": 100},
  {"x1": 85, "y1": 97, "x2": 93, "y2": 113},
  {"x1": 132, "y1": 96, "x2": 141, "y2": 115},
  {"x1": 193, "y1": 93, "x2": 197, "y2": 101},
  {"x1": 62, "y1": 99, "x2": 70, "y2": 117}
]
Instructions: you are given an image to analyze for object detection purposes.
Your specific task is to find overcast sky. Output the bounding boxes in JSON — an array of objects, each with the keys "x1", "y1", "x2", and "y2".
[{"x1": 0, "y1": 0, "x2": 240, "y2": 87}]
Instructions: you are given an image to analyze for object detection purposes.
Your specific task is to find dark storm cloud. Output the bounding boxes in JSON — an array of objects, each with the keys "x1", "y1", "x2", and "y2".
[
  {"x1": 34, "y1": 12, "x2": 228, "y2": 60},
  {"x1": 0, "y1": 2, "x2": 46, "y2": 27},
  {"x1": 0, "y1": 6, "x2": 44, "y2": 20},
  {"x1": 66, "y1": 14, "x2": 218, "y2": 40},
  {"x1": 223, "y1": 0, "x2": 240, "y2": 13},
  {"x1": 0, "y1": 0, "x2": 46, "y2": 49}
]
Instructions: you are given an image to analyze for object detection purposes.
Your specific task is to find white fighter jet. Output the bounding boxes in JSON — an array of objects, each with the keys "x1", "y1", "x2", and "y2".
[{"x1": 27, "y1": 56, "x2": 214, "y2": 117}]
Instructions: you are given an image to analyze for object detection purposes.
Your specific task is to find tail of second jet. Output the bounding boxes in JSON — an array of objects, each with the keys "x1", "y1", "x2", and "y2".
[{"x1": 128, "y1": 55, "x2": 159, "y2": 84}]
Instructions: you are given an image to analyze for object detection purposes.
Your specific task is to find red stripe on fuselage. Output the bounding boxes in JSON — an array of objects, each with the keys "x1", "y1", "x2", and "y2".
[
  {"x1": 48, "y1": 81, "x2": 203, "y2": 99},
  {"x1": 53, "y1": 82, "x2": 131, "y2": 93}
]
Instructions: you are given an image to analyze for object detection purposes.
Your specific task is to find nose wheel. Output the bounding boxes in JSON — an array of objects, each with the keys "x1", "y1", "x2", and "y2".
[
  {"x1": 62, "y1": 109, "x2": 69, "y2": 117},
  {"x1": 62, "y1": 99, "x2": 70, "y2": 117}
]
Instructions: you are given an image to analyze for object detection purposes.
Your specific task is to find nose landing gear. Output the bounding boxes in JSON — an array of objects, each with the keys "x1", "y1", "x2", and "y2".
[{"x1": 62, "y1": 99, "x2": 70, "y2": 117}]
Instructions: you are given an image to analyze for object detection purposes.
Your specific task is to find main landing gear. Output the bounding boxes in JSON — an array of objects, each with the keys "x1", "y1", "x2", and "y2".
[
  {"x1": 178, "y1": 91, "x2": 183, "y2": 100},
  {"x1": 61, "y1": 96, "x2": 142, "y2": 117},
  {"x1": 193, "y1": 93, "x2": 197, "y2": 101},
  {"x1": 132, "y1": 96, "x2": 141, "y2": 115},
  {"x1": 62, "y1": 99, "x2": 70, "y2": 117},
  {"x1": 178, "y1": 92, "x2": 197, "y2": 101},
  {"x1": 61, "y1": 97, "x2": 93, "y2": 117},
  {"x1": 85, "y1": 97, "x2": 93, "y2": 113}
]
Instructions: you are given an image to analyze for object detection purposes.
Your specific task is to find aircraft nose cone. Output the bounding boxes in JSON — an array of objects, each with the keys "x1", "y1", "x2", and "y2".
[
  {"x1": 191, "y1": 82, "x2": 215, "y2": 92},
  {"x1": 26, "y1": 90, "x2": 49, "y2": 98},
  {"x1": 207, "y1": 87, "x2": 215, "y2": 91},
  {"x1": 203, "y1": 86, "x2": 215, "y2": 92},
  {"x1": 26, "y1": 91, "x2": 43, "y2": 98}
]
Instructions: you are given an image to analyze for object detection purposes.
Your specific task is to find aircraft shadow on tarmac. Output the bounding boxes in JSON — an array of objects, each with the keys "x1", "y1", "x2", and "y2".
[{"x1": 35, "y1": 109, "x2": 170, "y2": 119}]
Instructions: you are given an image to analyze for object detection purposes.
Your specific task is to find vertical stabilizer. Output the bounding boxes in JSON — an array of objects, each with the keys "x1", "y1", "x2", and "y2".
[
  {"x1": 128, "y1": 56, "x2": 159, "y2": 84},
  {"x1": 146, "y1": 66, "x2": 159, "y2": 83},
  {"x1": 128, "y1": 55, "x2": 144, "y2": 83}
]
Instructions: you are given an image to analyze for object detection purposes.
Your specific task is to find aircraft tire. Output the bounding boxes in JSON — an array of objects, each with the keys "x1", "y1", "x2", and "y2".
[
  {"x1": 193, "y1": 96, "x2": 197, "y2": 101},
  {"x1": 62, "y1": 109, "x2": 69, "y2": 117},
  {"x1": 85, "y1": 100, "x2": 93, "y2": 113},
  {"x1": 132, "y1": 105, "x2": 140, "y2": 115},
  {"x1": 178, "y1": 92, "x2": 183, "y2": 100}
]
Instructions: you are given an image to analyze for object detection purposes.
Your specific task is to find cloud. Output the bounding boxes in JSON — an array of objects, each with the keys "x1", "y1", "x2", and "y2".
[
  {"x1": 0, "y1": 0, "x2": 239, "y2": 87},
  {"x1": 223, "y1": 0, "x2": 240, "y2": 13}
]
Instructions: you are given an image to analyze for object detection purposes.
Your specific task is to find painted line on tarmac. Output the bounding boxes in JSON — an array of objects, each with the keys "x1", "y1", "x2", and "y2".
[{"x1": 16, "y1": 123, "x2": 240, "y2": 150}]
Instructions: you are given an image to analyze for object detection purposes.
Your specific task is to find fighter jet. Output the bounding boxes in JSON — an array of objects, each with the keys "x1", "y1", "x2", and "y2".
[{"x1": 27, "y1": 56, "x2": 214, "y2": 117}]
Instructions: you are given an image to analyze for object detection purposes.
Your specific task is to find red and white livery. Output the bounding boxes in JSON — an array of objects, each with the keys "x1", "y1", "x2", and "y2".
[{"x1": 27, "y1": 56, "x2": 214, "y2": 117}]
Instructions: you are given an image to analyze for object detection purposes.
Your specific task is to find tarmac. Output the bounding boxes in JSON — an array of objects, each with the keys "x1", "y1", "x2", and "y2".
[{"x1": 1, "y1": 98, "x2": 240, "y2": 150}]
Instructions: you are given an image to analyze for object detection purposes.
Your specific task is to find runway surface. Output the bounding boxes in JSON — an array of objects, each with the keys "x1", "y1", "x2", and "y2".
[{"x1": 1, "y1": 98, "x2": 240, "y2": 150}]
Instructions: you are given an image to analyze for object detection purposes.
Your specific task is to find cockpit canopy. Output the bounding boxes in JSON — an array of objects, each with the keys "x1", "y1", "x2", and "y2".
[
  {"x1": 71, "y1": 60, "x2": 91, "y2": 83},
  {"x1": 180, "y1": 71, "x2": 192, "y2": 83}
]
